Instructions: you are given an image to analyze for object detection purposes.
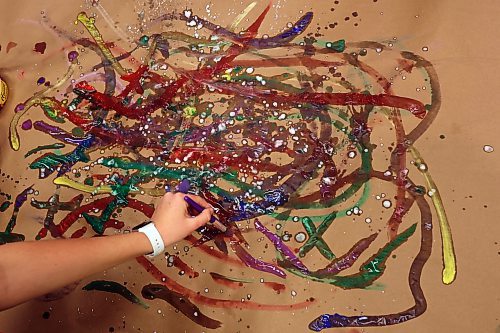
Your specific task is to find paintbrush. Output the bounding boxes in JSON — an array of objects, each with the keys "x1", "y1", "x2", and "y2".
[{"x1": 183, "y1": 196, "x2": 227, "y2": 232}]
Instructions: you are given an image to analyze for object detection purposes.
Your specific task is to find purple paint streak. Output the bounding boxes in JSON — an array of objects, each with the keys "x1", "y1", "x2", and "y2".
[
  {"x1": 254, "y1": 219, "x2": 310, "y2": 274},
  {"x1": 232, "y1": 243, "x2": 286, "y2": 279}
]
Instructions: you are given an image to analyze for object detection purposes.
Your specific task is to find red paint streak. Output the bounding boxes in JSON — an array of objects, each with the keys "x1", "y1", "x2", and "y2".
[
  {"x1": 126, "y1": 198, "x2": 154, "y2": 218},
  {"x1": 185, "y1": 235, "x2": 245, "y2": 267},
  {"x1": 45, "y1": 98, "x2": 92, "y2": 129},
  {"x1": 284, "y1": 90, "x2": 426, "y2": 119},
  {"x1": 118, "y1": 65, "x2": 148, "y2": 97},
  {"x1": 136, "y1": 256, "x2": 314, "y2": 310},
  {"x1": 55, "y1": 196, "x2": 114, "y2": 236},
  {"x1": 90, "y1": 174, "x2": 109, "y2": 181},
  {"x1": 55, "y1": 198, "x2": 150, "y2": 238},
  {"x1": 339, "y1": 53, "x2": 412, "y2": 241},
  {"x1": 263, "y1": 281, "x2": 286, "y2": 294},
  {"x1": 171, "y1": 255, "x2": 199, "y2": 278},
  {"x1": 74, "y1": 75, "x2": 188, "y2": 120},
  {"x1": 70, "y1": 226, "x2": 87, "y2": 238},
  {"x1": 182, "y1": 71, "x2": 426, "y2": 119},
  {"x1": 103, "y1": 219, "x2": 125, "y2": 231},
  {"x1": 36, "y1": 227, "x2": 48, "y2": 239},
  {"x1": 168, "y1": 146, "x2": 296, "y2": 174},
  {"x1": 88, "y1": 126, "x2": 163, "y2": 149}
]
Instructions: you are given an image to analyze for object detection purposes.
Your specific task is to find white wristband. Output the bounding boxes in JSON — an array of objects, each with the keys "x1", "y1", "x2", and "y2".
[{"x1": 138, "y1": 222, "x2": 165, "y2": 258}]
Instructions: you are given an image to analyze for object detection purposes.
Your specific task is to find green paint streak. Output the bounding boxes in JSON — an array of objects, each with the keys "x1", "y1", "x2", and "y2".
[
  {"x1": 83, "y1": 280, "x2": 149, "y2": 309},
  {"x1": 0, "y1": 201, "x2": 11, "y2": 212},
  {"x1": 269, "y1": 172, "x2": 370, "y2": 223},
  {"x1": 290, "y1": 147, "x2": 371, "y2": 210},
  {"x1": 82, "y1": 173, "x2": 146, "y2": 234},
  {"x1": 281, "y1": 223, "x2": 417, "y2": 289},
  {"x1": 24, "y1": 143, "x2": 66, "y2": 158},
  {"x1": 30, "y1": 146, "x2": 90, "y2": 173},
  {"x1": 326, "y1": 39, "x2": 346, "y2": 52},
  {"x1": 100, "y1": 157, "x2": 212, "y2": 181},
  {"x1": 364, "y1": 282, "x2": 386, "y2": 291},
  {"x1": 210, "y1": 272, "x2": 254, "y2": 284},
  {"x1": 299, "y1": 213, "x2": 337, "y2": 259},
  {"x1": 82, "y1": 209, "x2": 112, "y2": 234},
  {"x1": 0, "y1": 232, "x2": 25, "y2": 245},
  {"x1": 40, "y1": 104, "x2": 65, "y2": 123},
  {"x1": 100, "y1": 157, "x2": 265, "y2": 197}
]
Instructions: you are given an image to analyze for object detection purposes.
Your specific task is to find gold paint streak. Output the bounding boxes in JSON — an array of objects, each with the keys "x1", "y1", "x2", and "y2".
[
  {"x1": 9, "y1": 62, "x2": 76, "y2": 150},
  {"x1": 228, "y1": 2, "x2": 257, "y2": 31},
  {"x1": 53, "y1": 176, "x2": 165, "y2": 197},
  {"x1": 77, "y1": 12, "x2": 127, "y2": 76},
  {"x1": 54, "y1": 176, "x2": 113, "y2": 194},
  {"x1": 410, "y1": 146, "x2": 457, "y2": 284}
]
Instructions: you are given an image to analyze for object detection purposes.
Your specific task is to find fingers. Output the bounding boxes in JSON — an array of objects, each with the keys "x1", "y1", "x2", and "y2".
[
  {"x1": 184, "y1": 193, "x2": 212, "y2": 209},
  {"x1": 159, "y1": 192, "x2": 174, "y2": 205},
  {"x1": 190, "y1": 209, "x2": 212, "y2": 227},
  {"x1": 163, "y1": 192, "x2": 188, "y2": 207}
]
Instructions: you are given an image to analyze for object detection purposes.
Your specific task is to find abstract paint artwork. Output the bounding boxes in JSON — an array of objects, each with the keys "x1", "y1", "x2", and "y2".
[{"x1": 1, "y1": 1, "x2": 499, "y2": 332}]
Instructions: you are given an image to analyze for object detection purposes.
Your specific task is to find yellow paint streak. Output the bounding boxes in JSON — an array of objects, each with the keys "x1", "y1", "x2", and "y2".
[
  {"x1": 54, "y1": 176, "x2": 113, "y2": 194},
  {"x1": 410, "y1": 146, "x2": 457, "y2": 284},
  {"x1": 54, "y1": 176, "x2": 165, "y2": 197},
  {"x1": 228, "y1": 2, "x2": 257, "y2": 31},
  {"x1": 9, "y1": 62, "x2": 76, "y2": 150},
  {"x1": 77, "y1": 12, "x2": 127, "y2": 76}
]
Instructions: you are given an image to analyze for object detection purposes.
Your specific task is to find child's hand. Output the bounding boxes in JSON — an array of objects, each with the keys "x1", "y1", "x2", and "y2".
[{"x1": 151, "y1": 192, "x2": 214, "y2": 245}]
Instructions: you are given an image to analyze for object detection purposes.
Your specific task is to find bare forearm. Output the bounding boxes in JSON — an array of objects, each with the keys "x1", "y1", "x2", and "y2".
[
  {"x1": 0, "y1": 232, "x2": 152, "y2": 311},
  {"x1": 0, "y1": 192, "x2": 214, "y2": 311}
]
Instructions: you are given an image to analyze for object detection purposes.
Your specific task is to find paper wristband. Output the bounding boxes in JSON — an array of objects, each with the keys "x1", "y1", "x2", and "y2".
[{"x1": 138, "y1": 222, "x2": 165, "y2": 257}]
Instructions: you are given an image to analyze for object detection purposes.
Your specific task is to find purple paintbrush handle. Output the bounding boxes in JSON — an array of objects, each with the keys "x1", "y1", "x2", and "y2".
[{"x1": 183, "y1": 196, "x2": 217, "y2": 223}]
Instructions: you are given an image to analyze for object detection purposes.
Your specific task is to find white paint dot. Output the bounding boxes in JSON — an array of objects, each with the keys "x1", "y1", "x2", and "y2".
[
  {"x1": 295, "y1": 232, "x2": 306, "y2": 243},
  {"x1": 382, "y1": 199, "x2": 392, "y2": 208},
  {"x1": 483, "y1": 145, "x2": 494, "y2": 153}
]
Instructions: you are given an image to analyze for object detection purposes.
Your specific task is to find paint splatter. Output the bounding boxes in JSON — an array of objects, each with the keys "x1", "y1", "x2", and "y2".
[
  {"x1": 483, "y1": 145, "x2": 494, "y2": 153},
  {"x1": 21, "y1": 119, "x2": 32, "y2": 130},
  {"x1": 34, "y1": 42, "x2": 47, "y2": 54},
  {"x1": 6, "y1": 41, "x2": 17, "y2": 53}
]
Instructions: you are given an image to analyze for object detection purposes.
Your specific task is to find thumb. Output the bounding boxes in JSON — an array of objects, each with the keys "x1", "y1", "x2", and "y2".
[{"x1": 190, "y1": 208, "x2": 212, "y2": 227}]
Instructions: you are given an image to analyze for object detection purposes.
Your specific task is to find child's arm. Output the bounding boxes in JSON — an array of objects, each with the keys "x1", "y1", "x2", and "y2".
[{"x1": 0, "y1": 192, "x2": 213, "y2": 311}]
